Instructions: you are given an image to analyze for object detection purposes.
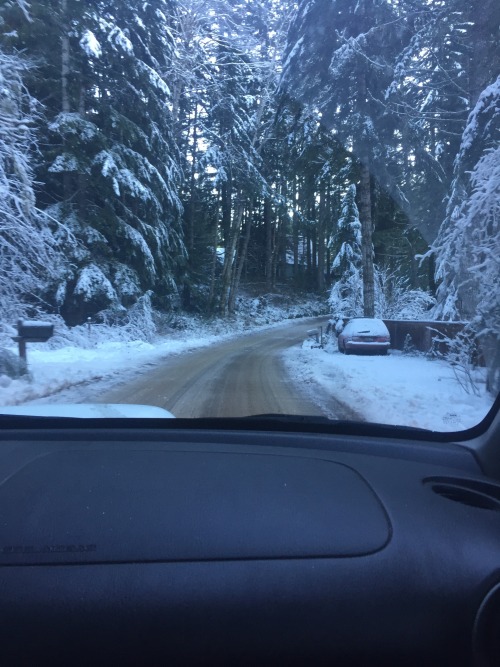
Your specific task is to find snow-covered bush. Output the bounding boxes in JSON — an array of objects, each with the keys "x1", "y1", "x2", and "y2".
[
  {"x1": 122, "y1": 292, "x2": 157, "y2": 342},
  {"x1": 239, "y1": 292, "x2": 328, "y2": 326},
  {"x1": 430, "y1": 325, "x2": 481, "y2": 397},
  {"x1": 74, "y1": 264, "x2": 117, "y2": 304},
  {"x1": 0, "y1": 348, "x2": 27, "y2": 379},
  {"x1": 374, "y1": 268, "x2": 435, "y2": 320},
  {"x1": 88, "y1": 292, "x2": 158, "y2": 344},
  {"x1": 39, "y1": 299, "x2": 158, "y2": 350},
  {"x1": 402, "y1": 333, "x2": 417, "y2": 356},
  {"x1": 46, "y1": 317, "x2": 93, "y2": 349},
  {"x1": 330, "y1": 264, "x2": 435, "y2": 322}
]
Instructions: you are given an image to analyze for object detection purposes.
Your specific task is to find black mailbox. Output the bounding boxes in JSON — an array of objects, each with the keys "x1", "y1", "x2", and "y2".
[
  {"x1": 11, "y1": 320, "x2": 54, "y2": 369},
  {"x1": 17, "y1": 320, "x2": 54, "y2": 343}
]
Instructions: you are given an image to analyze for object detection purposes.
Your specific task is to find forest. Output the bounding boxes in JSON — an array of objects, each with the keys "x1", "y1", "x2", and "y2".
[{"x1": 0, "y1": 0, "x2": 499, "y2": 390}]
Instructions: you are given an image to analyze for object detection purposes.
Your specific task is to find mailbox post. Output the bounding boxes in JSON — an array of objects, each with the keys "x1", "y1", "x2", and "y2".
[
  {"x1": 306, "y1": 326, "x2": 324, "y2": 348},
  {"x1": 12, "y1": 320, "x2": 54, "y2": 369}
]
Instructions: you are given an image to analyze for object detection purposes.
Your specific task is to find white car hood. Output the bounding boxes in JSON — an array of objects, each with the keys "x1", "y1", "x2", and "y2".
[{"x1": 0, "y1": 404, "x2": 175, "y2": 419}]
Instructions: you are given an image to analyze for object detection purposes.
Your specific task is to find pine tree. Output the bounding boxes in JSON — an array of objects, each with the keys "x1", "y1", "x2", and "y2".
[
  {"x1": 282, "y1": 0, "x2": 407, "y2": 317},
  {"x1": 0, "y1": 4, "x2": 64, "y2": 324},
  {"x1": 329, "y1": 185, "x2": 363, "y2": 317},
  {"x1": 4, "y1": 0, "x2": 186, "y2": 324},
  {"x1": 432, "y1": 76, "x2": 500, "y2": 393},
  {"x1": 385, "y1": 0, "x2": 473, "y2": 243},
  {"x1": 187, "y1": 0, "x2": 289, "y2": 315}
]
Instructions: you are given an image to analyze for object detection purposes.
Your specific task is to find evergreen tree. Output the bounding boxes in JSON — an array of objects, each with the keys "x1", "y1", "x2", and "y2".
[
  {"x1": 0, "y1": 3, "x2": 64, "y2": 324},
  {"x1": 329, "y1": 185, "x2": 363, "y2": 317},
  {"x1": 282, "y1": 0, "x2": 407, "y2": 317},
  {"x1": 3, "y1": 0, "x2": 185, "y2": 324},
  {"x1": 432, "y1": 76, "x2": 500, "y2": 393},
  {"x1": 190, "y1": 0, "x2": 289, "y2": 314},
  {"x1": 385, "y1": 0, "x2": 475, "y2": 243}
]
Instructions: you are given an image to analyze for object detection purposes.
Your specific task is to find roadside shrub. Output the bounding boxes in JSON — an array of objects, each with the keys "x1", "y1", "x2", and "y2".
[
  {"x1": 375, "y1": 268, "x2": 435, "y2": 320},
  {"x1": 430, "y1": 324, "x2": 481, "y2": 396}
]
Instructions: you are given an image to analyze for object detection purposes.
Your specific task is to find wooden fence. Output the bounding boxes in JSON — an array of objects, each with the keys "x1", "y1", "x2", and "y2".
[{"x1": 382, "y1": 320, "x2": 468, "y2": 353}]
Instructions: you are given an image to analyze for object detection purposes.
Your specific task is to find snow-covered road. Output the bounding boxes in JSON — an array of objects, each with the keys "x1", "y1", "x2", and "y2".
[
  {"x1": 0, "y1": 317, "x2": 494, "y2": 431},
  {"x1": 96, "y1": 318, "x2": 357, "y2": 419}
]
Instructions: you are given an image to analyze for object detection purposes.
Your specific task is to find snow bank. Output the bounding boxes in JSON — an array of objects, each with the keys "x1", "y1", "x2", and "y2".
[
  {"x1": 0, "y1": 336, "x2": 221, "y2": 406},
  {"x1": 0, "y1": 294, "x2": 327, "y2": 406},
  {"x1": 284, "y1": 346, "x2": 494, "y2": 432}
]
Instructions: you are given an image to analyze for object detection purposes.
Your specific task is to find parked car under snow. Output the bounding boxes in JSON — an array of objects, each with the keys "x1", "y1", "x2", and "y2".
[{"x1": 337, "y1": 318, "x2": 391, "y2": 355}]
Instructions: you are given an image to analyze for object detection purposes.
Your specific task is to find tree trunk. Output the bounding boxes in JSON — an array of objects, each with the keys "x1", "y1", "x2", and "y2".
[
  {"x1": 306, "y1": 178, "x2": 315, "y2": 286},
  {"x1": 77, "y1": 82, "x2": 86, "y2": 215},
  {"x1": 356, "y1": 59, "x2": 375, "y2": 317},
  {"x1": 277, "y1": 211, "x2": 287, "y2": 283},
  {"x1": 219, "y1": 199, "x2": 244, "y2": 316},
  {"x1": 228, "y1": 203, "x2": 253, "y2": 313},
  {"x1": 187, "y1": 105, "x2": 198, "y2": 255},
  {"x1": 306, "y1": 229, "x2": 312, "y2": 284},
  {"x1": 358, "y1": 156, "x2": 375, "y2": 317},
  {"x1": 264, "y1": 197, "x2": 273, "y2": 291},
  {"x1": 61, "y1": 0, "x2": 71, "y2": 201},
  {"x1": 317, "y1": 188, "x2": 326, "y2": 292},
  {"x1": 293, "y1": 210, "x2": 299, "y2": 281},
  {"x1": 221, "y1": 175, "x2": 232, "y2": 247},
  {"x1": 312, "y1": 228, "x2": 317, "y2": 276},
  {"x1": 61, "y1": 0, "x2": 70, "y2": 114},
  {"x1": 406, "y1": 238, "x2": 418, "y2": 289},
  {"x1": 208, "y1": 204, "x2": 220, "y2": 313}
]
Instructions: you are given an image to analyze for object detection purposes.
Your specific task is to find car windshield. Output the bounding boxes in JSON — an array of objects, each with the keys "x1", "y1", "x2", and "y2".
[{"x1": 0, "y1": 0, "x2": 498, "y2": 433}]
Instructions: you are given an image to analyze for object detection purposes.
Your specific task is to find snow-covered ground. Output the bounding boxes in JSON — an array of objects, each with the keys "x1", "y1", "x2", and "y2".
[
  {"x1": 0, "y1": 307, "x2": 495, "y2": 434},
  {"x1": 0, "y1": 335, "x2": 221, "y2": 406},
  {"x1": 0, "y1": 292, "x2": 329, "y2": 407},
  {"x1": 0, "y1": 309, "x2": 323, "y2": 407},
  {"x1": 284, "y1": 344, "x2": 494, "y2": 432}
]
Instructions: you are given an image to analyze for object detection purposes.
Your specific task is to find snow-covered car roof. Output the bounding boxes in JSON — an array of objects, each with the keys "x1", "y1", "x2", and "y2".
[{"x1": 342, "y1": 318, "x2": 390, "y2": 336}]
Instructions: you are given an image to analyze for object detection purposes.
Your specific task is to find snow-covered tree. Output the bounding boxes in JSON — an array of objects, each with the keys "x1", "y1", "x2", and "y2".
[
  {"x1": 180, "y1": 0, "x2": 292, "y2": 315},
  {"x1": 381, "y1": 0, "x2": 499, "y2": 244},
  {"x1": 3, "y1": 0, "x2": 186, "y2": 324},
  {"x1": 330, "y1": 186, "x2": 362, "y2": 276},
  {"x1": 2, "y1": 0, "x2": 495, "y2": 337},
  {"x1": 432, "y1": 76, "x2": 500, "y2": 393},
  {"x1": 0, "y1": 24, "x2": 64, "y2": 326},
  {"x1": 282, "y1": 0, "x2": 408, "y2": 317},
  {"x1": 329, "y1": 185, "x2": 363, "y2": 317}
]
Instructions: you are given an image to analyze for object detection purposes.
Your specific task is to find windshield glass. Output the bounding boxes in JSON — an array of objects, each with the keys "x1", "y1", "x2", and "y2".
[{"x1": 0, "y1": 0, "x2": 498, "y2": 432}]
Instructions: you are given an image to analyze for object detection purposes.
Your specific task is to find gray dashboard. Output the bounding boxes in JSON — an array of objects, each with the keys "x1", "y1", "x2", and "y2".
[{"x1": 0, "y1": 425, "x2": 499, "y2": 666}]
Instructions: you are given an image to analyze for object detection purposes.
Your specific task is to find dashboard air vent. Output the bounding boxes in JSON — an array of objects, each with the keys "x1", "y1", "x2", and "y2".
[{"x1": 424, "y1": 477, "x2": 500, "y2": 512}]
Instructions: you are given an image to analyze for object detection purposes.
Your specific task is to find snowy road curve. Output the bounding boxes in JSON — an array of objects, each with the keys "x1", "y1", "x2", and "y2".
[{"x1": 99, "y1": 318, "x2": 357, "y2": 419}]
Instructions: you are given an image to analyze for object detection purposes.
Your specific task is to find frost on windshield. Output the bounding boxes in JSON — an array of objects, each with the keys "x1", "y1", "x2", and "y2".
[{"x1": 0, "y1": 0, "x2": 498, "y2": 424}]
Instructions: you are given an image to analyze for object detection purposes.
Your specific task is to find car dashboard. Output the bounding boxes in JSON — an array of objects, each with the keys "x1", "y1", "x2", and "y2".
[{"x1": 0, "y1": 415, "x2": 499, "y2": 666}]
